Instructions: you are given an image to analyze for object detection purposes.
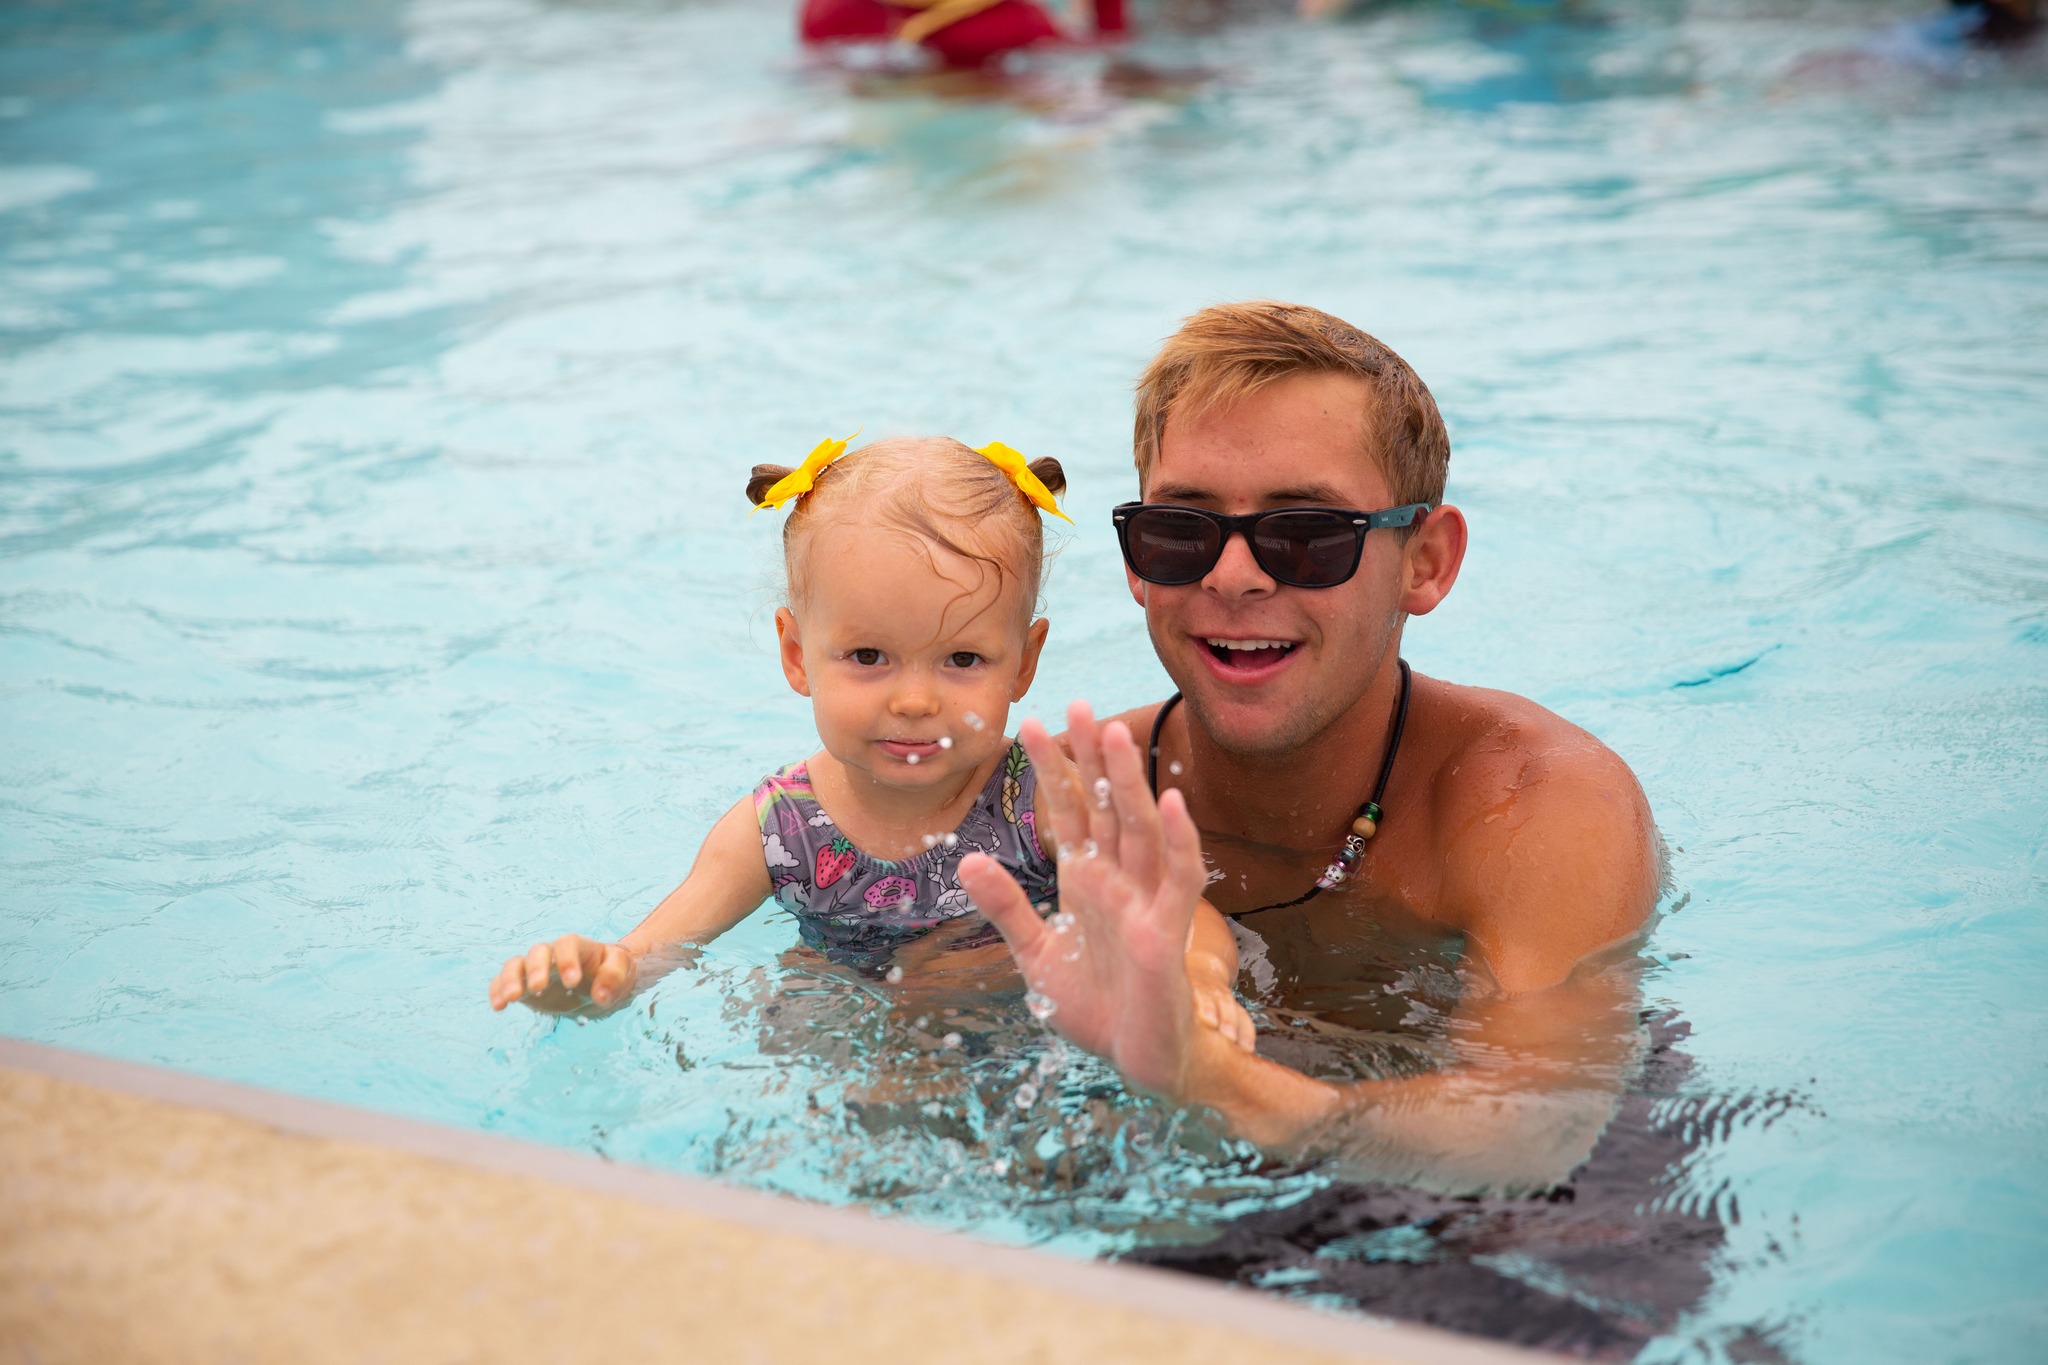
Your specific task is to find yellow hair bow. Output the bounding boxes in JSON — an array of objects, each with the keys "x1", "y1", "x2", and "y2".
[
  {"x1": 976, "y1": 441, "x2": 1073, "y2": 524},
  {"x1": 752, "y1": 431, "x2": 858, "y2": 513}
]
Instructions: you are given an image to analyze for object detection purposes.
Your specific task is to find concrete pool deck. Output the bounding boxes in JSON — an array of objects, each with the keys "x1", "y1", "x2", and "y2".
[{"x1": 0, "y1": 1038, "x2": 1561, "y2": 1365}]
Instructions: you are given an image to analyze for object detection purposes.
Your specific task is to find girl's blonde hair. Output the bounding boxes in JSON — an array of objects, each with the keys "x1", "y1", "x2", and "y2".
[{"x1": 745, "y1": 436, "x2": 1068, "y2": 619}]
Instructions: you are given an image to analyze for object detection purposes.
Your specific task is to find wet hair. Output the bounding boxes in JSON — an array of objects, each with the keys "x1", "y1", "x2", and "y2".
[
  {"x1": 1132, "y1": 301, "x2": 1451, "y2": 507},
  {"x1": 745, "y1": 436, "x2": 1067, "y2": 621}
]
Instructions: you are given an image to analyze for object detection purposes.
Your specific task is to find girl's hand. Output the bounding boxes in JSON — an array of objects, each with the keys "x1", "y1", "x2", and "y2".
[
  {"x1": 489, "y1": 935, "x2": 636, "y2": 1012},
  {"x1": 1192, "y1": 977, "x2": 1257, "y2": 1052}
]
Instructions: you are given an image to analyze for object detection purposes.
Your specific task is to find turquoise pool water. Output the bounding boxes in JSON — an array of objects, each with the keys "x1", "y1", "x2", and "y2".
[{"x1": 3, "y1": 0, "x2": 2044, "y2": 1359}]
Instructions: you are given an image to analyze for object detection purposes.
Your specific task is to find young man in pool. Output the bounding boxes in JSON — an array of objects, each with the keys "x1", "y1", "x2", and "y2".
[{"x1": 960, "y1": 301, "x2": 1662, "y2": 1191}]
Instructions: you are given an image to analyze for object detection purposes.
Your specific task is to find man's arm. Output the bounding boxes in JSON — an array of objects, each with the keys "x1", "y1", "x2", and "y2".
[{"x1": 964, "y1": 705, "x2": 1657, "y2": 1195}]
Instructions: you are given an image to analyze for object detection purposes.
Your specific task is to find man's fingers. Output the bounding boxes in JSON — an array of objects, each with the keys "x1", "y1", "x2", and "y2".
[
  {"x1": 524, "y1": 942, "x2": 555, "y2": 997},
  {"x1": 959, "y1": 852, "x2": 1047, "y2": 961},
  {"x1": 1017, "y1": 717, "x2": 1089, "y2": 859},
  {"x1": 1100, "y1": 720, "x2": 1163, "y2": 890},
  {"x1": 1065, "y1": 700, "x2": 1122, "y2": 863},
  {"x1": 1157, "y1": 787, "x2": 1208, "y2": 937}
]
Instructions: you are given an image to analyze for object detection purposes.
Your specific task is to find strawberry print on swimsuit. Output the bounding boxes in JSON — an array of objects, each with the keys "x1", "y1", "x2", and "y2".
[{"x1": 749, "y1": 742, "x2": 1057, "y2": 972}]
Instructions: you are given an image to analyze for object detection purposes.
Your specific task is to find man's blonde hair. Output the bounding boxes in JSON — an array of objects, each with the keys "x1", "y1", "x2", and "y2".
[{"x1": 1133, "y1": 302, "x2": 1451, "y2": 506}]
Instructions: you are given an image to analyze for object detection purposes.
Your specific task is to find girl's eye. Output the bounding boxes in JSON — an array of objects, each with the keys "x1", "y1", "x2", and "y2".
[
  {"x1": 851, "y1": 648, "x2": 883, "y2": 666},
  {"x1": 948, "y1": 651, "x2": 983, "y2": 669}
]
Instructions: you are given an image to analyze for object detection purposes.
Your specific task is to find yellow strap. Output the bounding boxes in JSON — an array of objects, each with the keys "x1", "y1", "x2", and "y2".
[{"x1": 976, "y1": 441, "x2": 1073, "y2": 524}]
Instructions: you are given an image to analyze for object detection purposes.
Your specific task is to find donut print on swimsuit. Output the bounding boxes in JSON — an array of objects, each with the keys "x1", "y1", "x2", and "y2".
[{"x1": 750, "y1": 740, "x2": 1057, "y2": 971}]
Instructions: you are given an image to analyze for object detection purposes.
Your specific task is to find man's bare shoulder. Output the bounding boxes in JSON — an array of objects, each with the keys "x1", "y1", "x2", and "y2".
[
  {"x1": 1061, "y1": 701, "x2": 1172, "y2": 763},
  {"x1": 1419, "y1": 679, "x2": 1642, "y2": 805},
  {"x1": 1415, "y1": 677, "x2": 1660, "y2": 988}
]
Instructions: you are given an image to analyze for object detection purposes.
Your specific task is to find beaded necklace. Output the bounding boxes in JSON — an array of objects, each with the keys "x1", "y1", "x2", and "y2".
[{"x1": 1146, "y1": 658, "x2": 1413, "y2": 916}]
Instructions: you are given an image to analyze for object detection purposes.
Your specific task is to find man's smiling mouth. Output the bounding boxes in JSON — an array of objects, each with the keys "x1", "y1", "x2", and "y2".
[{"x1": 1203, "y1": 637, "x2": 1300, "y2": 669}]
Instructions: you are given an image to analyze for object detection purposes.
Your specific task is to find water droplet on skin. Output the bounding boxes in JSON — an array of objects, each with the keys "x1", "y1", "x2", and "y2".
[
  {"x1": 942, "y1": 1031, "x2": 962, "y2": 1049},
  {"x1": 1048, "y1": 911, "x2": 1076, "y2": 935},
  {"x1": 1024, "y1": 990, "x2": 1057, "y2": 1022},
  {"x1": 963, "y1": 711, "x2": 984, "y2": 731},
  {"x1": 915, "y1": 1015, "x2": 929, "y2": 1029},
  {"x1": 922, "y1": 1101, "x2": 943, "y2": 1117},
  {"x1": 906, "y1": 753, "x2": 920, "y2": 765},
  {"x1": 1169, "y1": 761, "x2": 1184, "y2": 776},
  {"x1": 885, "y1": 965, "x2": 904, "y2": 984},
  {"x1": 991, "y1": 1156, "x2": 1011, "y2": 1176},
  {"x1": 938, "y1": 736, "x2": 953, "y2": 749},
  {"x1": 1082, "y1": 839, "x2": 1099, "y2": 859},
  {"x1": 1014, "y1": 1083, "x2": 1038, "y2": 1109},
  {"x1": 942, "y1": 832, "x2": 958, "y2": 848},
  {"x1": 923, "y1": 834, "x2": 938, "y2": 848},
  {"x1": 1093, "y1": 777, "x2": 1111, "y2": 808}
]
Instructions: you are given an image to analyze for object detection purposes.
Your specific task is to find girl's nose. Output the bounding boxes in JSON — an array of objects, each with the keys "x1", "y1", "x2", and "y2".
[{"x1": 890, "y1": 679, "x2": 941, "y2": 716}]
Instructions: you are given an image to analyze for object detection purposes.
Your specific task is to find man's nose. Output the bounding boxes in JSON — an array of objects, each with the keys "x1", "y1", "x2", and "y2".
[{"x1": 1201, "y1": 530, "x2": 1275, "y2": 597}]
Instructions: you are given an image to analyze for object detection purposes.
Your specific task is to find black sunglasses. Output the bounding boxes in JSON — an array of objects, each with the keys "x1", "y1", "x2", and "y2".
[{"x1": 1111, "y1": 501, "x2": 1431, "y2": 588}]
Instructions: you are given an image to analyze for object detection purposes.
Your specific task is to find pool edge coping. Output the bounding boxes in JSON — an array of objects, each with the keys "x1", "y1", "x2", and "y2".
[{"x1": 0, "y1": 1035, "x2": 1567, "y2": 1365}]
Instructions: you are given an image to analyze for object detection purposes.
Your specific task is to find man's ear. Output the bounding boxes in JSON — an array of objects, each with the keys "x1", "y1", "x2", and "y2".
[
  {"x1": 1126, "y1": 565, "x2": 1148, "y2": 610},
  {"x1": 1399, "y1": 503, "x2": 1467, "y2": 617},
  {"x1": 1011, "y1": 617, "x2": 1051, "y2": 701},
  {"x1": 774, "y1": 607, "x2": 812, "y2": 697}
]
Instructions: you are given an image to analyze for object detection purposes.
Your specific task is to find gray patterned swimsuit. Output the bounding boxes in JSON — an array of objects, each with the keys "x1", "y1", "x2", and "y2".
[{"x1": 751, "y1": 741, "x2": 1057, "y2": 972}]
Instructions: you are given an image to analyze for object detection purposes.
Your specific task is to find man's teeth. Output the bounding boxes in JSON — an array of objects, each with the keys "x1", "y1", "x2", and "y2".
[{"x1": 1207, "y1": 639, "x2": 1293, "y2": 651}]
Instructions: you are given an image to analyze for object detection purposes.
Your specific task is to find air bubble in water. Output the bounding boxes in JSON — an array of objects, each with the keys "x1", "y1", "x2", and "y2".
[
  {"x1": 1024, "y1": 990, "x2": 1057, "y2": 1022},
  {"x1": 885, "y1": 965, "x2": 904, "y2": 984},
  {"x1": 963, "y1": 711, "x2": 984, "y2": 731},
  {"x1": 1014, "y1": 1083, "x2": 1039, "y2": 1109},
  {"x1": 938, "y1": 736, "x2": 953, "y2": 749},
  {"x1": 942, "y1": 1031, "x2": 962, "y2": 1049},
  {"x1": 1093, "y1": 777, "x2": 1111, "y2": 808},
  {"x1": 922, "y1": 1101, "x2": 942, "y2": 1117},
  {"x1": 991, "y1": 1157, "x2": 1011, "y2": 1176}
]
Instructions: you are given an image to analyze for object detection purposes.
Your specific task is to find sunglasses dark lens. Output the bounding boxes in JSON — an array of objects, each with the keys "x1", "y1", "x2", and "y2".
[
  {"x1": 1251, "y1": 511, "x2": 1364, "y2": 587},
  {"x1": 1125, "y1": 507, "x2": 1223, "y2": 584}
]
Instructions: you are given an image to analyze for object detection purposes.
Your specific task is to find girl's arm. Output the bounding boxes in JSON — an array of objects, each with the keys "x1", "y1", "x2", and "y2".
[
  {"x1": 1188, "y1": 900, "x2": 1255, "y2": 1051},
  {"x1": 488, "y1": 796, "x2": 772, "y2": 1013}
]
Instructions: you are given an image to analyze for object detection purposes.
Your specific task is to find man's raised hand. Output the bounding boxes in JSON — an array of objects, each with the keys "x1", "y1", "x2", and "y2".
[{"x1": 959, "y1": 703, "x2": 1213, "y2": 1098}]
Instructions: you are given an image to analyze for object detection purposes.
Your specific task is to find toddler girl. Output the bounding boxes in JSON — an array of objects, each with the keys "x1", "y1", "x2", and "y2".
[{"x1": 489, "y1": 435, "x2": 1247, "y2": 1043}]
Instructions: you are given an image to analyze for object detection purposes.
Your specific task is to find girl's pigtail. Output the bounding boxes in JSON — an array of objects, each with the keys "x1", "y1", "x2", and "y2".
[
  {"x1": 1027, "y1": 457, "x2": 1067, "y2": 498},
  {"x1": 747, "y1": 464, "x2": 796, "y2": 507}
]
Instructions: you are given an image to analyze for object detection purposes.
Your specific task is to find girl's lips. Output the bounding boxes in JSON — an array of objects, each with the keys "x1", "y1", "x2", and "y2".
[
  {"x1": 1192, "y1": 636, "x2": 1301, "y2": 686},
  {"x1": 877, "y1": 739, "x2": 944, "y2": 759}
]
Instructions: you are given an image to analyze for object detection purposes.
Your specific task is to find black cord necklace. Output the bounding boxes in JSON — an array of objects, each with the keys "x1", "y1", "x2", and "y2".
[{"x1": 1147, "y1": 657, "x2": 1413, "y2": 916}]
